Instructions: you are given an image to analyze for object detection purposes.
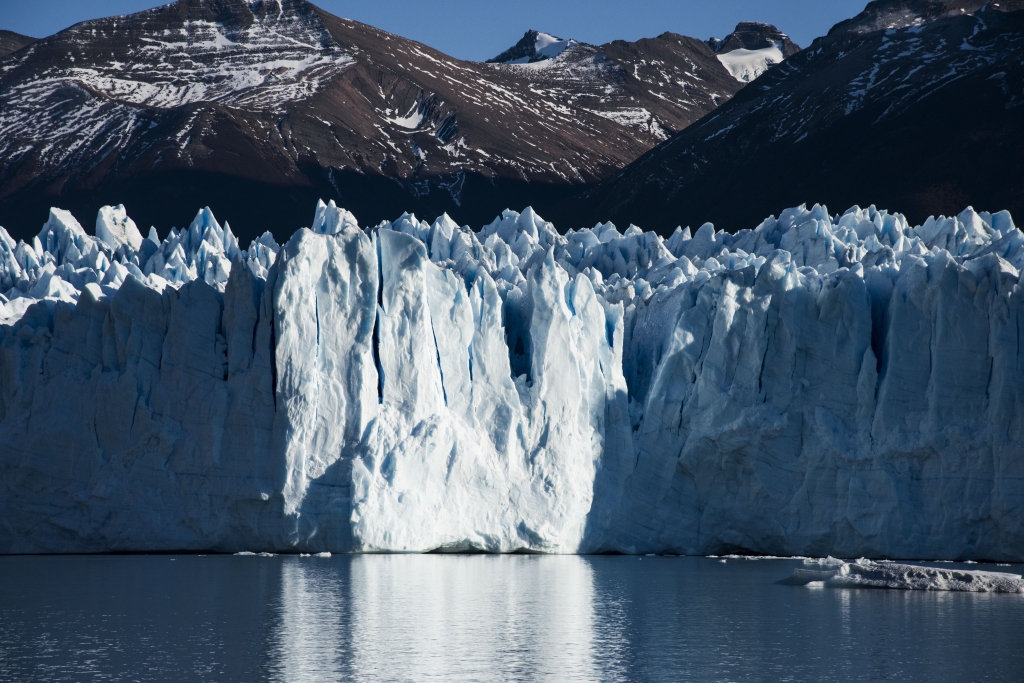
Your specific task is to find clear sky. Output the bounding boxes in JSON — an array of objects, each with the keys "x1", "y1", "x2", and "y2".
[{"x1": 0, "y1": 0, "x2": 869, "y2": 60}]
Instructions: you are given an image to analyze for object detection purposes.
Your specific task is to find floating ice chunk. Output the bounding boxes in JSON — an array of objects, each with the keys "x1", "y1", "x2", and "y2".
[
  {"x1": 722, "y1": 554, "x2": 814, "y2": 561},
  {"x1": 780, "y1": 559, "x2": 1024, "y2": 592}
]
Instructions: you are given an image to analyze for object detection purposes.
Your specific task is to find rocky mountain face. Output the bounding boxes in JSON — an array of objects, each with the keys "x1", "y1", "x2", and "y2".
[
  {"x1": 485, "y1": 30, "x2": 741, "y2": 144},
  {"x1": 570, "y1": 2, "x2": 1024, "y2": 234},
  {"x1": 0, "y1": 0, "x2": 741, "y2": 243},
  {"x1": 0, "y1": 30, "x2": 35, "y2": 58},
  {"x1": 707, "y1": 21, "x2": 801, "y2": 57}
]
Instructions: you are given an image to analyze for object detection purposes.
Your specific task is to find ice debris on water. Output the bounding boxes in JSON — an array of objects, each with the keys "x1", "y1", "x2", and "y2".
[
  {"x1": 3, "y1": 199, "x2": 1024, "y2": 559},
  {"x1": 722, "y1": 555, "x2": 812, "y2": 561},
  {"x1": 780, "y1": 558, "x2": 1024, "y2": 592}
]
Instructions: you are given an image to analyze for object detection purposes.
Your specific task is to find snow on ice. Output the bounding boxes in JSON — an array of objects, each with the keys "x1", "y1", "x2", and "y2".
[{"x1": 2, "y1": 199, "x2": 1024, "y2": 559}]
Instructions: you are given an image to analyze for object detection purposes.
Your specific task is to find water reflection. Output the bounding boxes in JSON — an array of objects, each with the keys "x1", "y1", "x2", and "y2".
[
  {"x1": 269, "y1": 555, "x2": 620, "y2": 683},
  {"x1": 1, "y1": 555, "x2": 1023, "y2": 682},
  {"x1": 270, "y1": 559, "x2": 352, "y2": 681}
]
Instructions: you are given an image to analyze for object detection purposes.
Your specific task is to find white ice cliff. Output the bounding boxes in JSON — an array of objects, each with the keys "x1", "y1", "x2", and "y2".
[{"x1": 2, "y1": 200, "x2": 1024, "y2": 559}]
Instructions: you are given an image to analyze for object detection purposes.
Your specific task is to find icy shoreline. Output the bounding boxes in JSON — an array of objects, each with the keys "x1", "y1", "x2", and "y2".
[{"x1": 2, "y1": 200, "x2": 1024, "y2": 558}]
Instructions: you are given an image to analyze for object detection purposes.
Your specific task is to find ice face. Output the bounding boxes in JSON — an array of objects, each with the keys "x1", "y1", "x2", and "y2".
[
  {"x1": 96, "y1": 205, "x2": 144, "y2": 252},
  {"x1": 2, "y1": 200, "x2": 1024, "y2": 558}
]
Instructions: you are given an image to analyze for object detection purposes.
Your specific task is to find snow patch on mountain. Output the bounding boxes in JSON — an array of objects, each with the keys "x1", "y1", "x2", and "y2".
[
  {"x1": 384, "y1": 103, "x2": 426, "y2": 130},
  {"x1": 717, "y1": 43, "x2": 786, "y2": 82},
  {"x1": 531, "y1": 33, "x2": 578, "y2": 61},
  {"x1": 589, "y1": 107, "x2": 669, "y2": 140}
]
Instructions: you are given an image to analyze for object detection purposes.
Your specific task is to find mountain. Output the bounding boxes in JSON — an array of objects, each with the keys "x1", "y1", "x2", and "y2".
[
  {"x1": 571, "y1": 1, "x2": 1024, "y2": 234},
  {"x1": 3, "y1": 196, "x2": 1024, "y2": 559},
  {"x1": 0, "y1": 30, "x2": 35, "y2": 57},
  {"x1": 487, "y1": 30, "x2": 578, "y2": 64},
  {"x1": 485, "y1": 29, "x2": 741, "y2": 143},
  {"x1": 707, "y1": 22, "x2": 802, "y2": 83},
  {"x1": 0, "y1": 0, "x2": 741, "y2": 243}
]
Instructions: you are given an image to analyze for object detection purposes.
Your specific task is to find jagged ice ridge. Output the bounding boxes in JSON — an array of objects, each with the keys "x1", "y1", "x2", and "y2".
[{"x1": 2, "y1": 199, "x2": 1024, "y2": 558}]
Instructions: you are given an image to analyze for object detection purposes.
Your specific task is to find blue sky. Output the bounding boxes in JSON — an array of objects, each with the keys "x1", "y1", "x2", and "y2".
[{"x1": 1, "y1": 0, "x2": 869, "y2": 60}]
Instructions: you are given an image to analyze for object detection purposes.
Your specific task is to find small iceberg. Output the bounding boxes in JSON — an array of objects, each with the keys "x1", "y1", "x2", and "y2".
[{"x1": 779, "y1": 558, "x2": 1024, "y2": 593}]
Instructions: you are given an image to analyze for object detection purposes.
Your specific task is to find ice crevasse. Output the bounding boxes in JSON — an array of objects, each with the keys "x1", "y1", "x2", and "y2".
[{"x1": 2, "y1": 200, "x2": 1024, "y2": 559}]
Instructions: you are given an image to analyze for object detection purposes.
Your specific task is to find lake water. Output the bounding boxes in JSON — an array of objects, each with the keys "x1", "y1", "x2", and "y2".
[{"x1": 1, "y1": 554, "x2": 1022, "y2": 682}]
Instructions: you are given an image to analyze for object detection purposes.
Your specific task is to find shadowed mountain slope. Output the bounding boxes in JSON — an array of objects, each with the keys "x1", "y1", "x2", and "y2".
[
  {"x1": 567, "y1": 2, "x2": 1024, "y2": 234},
  {"x1": 0, "y1": 30, "x2": 35, "y2": 57}
]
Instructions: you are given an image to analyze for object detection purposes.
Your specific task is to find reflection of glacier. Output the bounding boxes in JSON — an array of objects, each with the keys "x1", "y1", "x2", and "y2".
[
  {"x1": 2, "y1": 200, "x2": 1024, "y2": 559},
  {"x1": 270, "y1": 556, "x2": 609, "y2": 681},
  {"x1": 274, "y1": 560, "x2": 351, "y2": 680},
  {"x1": 348, "y1": 556, "x2": 602, "y2": 680}
]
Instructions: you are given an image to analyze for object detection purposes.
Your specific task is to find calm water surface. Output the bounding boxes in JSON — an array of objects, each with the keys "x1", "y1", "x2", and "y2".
[{"x1": 1, "y1": 554, "x2": 1022, "y2": 682}]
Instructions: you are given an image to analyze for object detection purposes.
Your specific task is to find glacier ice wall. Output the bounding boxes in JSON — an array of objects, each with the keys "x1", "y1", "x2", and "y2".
[{"x1": 2, "y1": 200, "x2": 1024, "y2": 559}]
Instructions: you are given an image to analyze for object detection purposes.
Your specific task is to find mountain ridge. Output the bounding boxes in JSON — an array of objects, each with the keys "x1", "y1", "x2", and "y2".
[
  {"x1": 0, "y1": 0, "x2": 741, "y2": 242},
  {"x1": 0, "y1": 30, "x2": 35, "y2": 58}
]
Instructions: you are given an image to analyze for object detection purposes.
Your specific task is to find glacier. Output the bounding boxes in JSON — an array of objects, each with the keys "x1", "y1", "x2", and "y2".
[{"x1": 2, "y1": 199, "x2": 1024, "y2": 560}]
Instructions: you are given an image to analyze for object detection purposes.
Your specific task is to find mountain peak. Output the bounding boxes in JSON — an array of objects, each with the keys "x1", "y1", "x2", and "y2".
[
  {"x1": 707, "y1": 22, "x2": 800, "y2": 56},
  {"x1": 707, "y1": 22, "x2": 800, "y2": 83},
  {"x1": 487, "y1": 29, "x2": 579, "y2": 64}
]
